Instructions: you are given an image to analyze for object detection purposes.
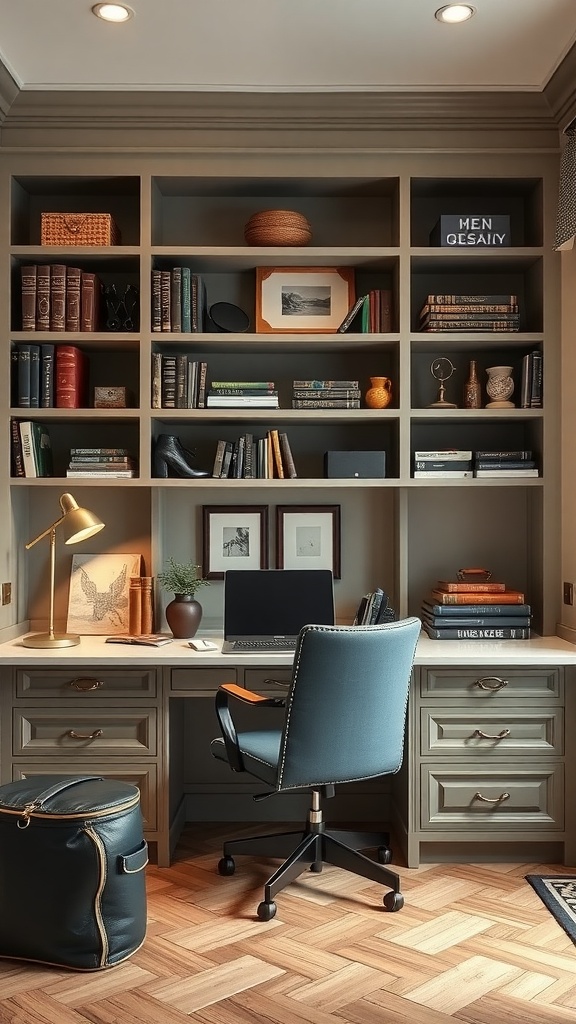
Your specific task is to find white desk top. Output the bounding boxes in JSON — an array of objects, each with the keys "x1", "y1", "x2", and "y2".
[{"x1": 0, "y1": 632, "x2": 575, "y2": 667}]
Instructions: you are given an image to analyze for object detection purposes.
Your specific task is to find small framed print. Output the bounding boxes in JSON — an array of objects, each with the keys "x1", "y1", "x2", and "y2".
[
  {"x1": 255, "y1": 266, "x2": 355, "y2": 334},
  {"x1": 276, "y1": 505, "x2": 341, "y2": 578},
  {"x1": 202, "y1": 505, "x2": 269, "y2": 580}
]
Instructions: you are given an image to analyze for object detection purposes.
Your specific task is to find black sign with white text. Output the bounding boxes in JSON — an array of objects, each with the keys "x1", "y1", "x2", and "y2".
[{"x1": 432, "y1": 215, "x2": 511, "y2": 247}]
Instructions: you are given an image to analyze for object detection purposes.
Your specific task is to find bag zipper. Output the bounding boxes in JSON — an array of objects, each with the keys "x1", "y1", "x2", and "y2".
[{"x1": 9, "y1": 793, "x2": 139, "y2": 829}]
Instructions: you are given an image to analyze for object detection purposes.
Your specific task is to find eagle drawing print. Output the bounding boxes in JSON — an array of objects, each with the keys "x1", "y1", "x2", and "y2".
[{"x1": 66, "y1": 553, "x2": 141, "y2": 634}]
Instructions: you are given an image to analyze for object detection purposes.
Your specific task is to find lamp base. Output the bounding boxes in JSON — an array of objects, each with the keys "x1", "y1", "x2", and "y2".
[{"x1": 22, "y1": 632, "x2": 81, "y2": 649}]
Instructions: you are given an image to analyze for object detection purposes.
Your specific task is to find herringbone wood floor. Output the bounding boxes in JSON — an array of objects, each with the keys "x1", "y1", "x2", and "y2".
[{"x1": 1, "y1": 824, "x2": 576, "y2": 1022}]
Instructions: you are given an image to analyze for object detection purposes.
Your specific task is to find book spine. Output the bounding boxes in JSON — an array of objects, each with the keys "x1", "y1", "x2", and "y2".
[
  {"x1": 423, "y1": 615, "x2": 531, "y2": 628},
  {"x1": 270, "y1": 429, "x2": 284, "y2": 478},
  {"x1": 414, "y1": 450, "x2": 473, "y2": 460},
  {"x1": 190, "y1": 274, "x2": 205, "y2": 332},
  {"x1": 17, "y1": 345, "x2": 31, "y2": 407},
  {"x1": 379, "y1": 289, "x2": 393, "y2": 332},
  {"x1": 49, "y1": 264, "x2": 66, "y2": 331},
  {"x1": 279, "y1": 432, "x2": 297, "y2": 478},
  {"x1": 80, "y1": 272, "x2": 100, "y2": 332},
  {"x1": 292, "y1": 399, "x2": 360, "y2": 409},
  {"x1": 161, "y1": 355, "x2": 177, "y2": 408},
  {"x1": 129, "y1": 576, "x2": 143, "y2": 635},
  {"x1": 474, "y1": 450, "x2": 533, "y2": 460},
  {"x1": 423, "y1": 603, "x2": 531, "y2": 616},
  {"x1": 437, "y1": 581, "x2": 506, "y2": 593},
  {"x1": 140, "y1": 578, "x2": 154, "y2": 634},
  {"x1": 65, "y1": 266, "x2": 82, "y2": 332},
  {"x1": 474, "y1": 469, "x2": 538, "y2": 477},
  {"x1": 243, "y1": 432, "x2": 254, "y2": 479},
  {"x1": 422, "y1": 321, "x2": 519, "y2": 331},
  {"x1": 151, "y1": 352, "x2": 162, "y2": 409},
  {"x1": 211, "y1": 439, "x2": 227, "y2": 478},
  {"x1": 220, "y1": 441, "x2": 234, "y2": 478},
  {"x1": 176, "y1": 354, "x2": 188, "y2": 408},
  {"x1": 171, "y1": 267, "x2": 182, "y2": 331},
  {"x1": 56, "y1": 346, "x2": 87, "y2": 408},
  {"x1": 40, "y1": 344, "x2": 55, "y2": 408},
  {"x1": 430, "y1": 589, "x2": 526, "y2": 605},
  {"x1": 530, "y1": 351, "x2": 543, "y2": 407},
  {"x1": 18, "y1": 421, "x2": 37, "y2": 477},
  {"x1": 422, "y1": 311, "x2": 520, "y2": 321},
  {"x1": 210, "y1": 381, "x2": 276, "y2": 390},
  {"x1": 29, "y1": 345, "x2": 40, "y2": 408},
  {"x1": 475, "y1": 460, "x2": 536, "y2": 470},
  {"x1": 421, "y1": 304, "x2": 518, "y2": 314},
  {"x1": 292, "y1": 380, "x2": 359, "y2": 389},
  {"x1": 197, "y1": 361, "x2": 208, "y2": 408},
  {"x1": 292, "y1": 389, "x2": 360, "y2": 399},
  {"x1": 21, "y1": 265, "x2": 37, "y2": 330},
  {"x1": 151, "y1": 270, "x2": 162, "y2": 331},
  {"x1": 160, "y1": 271, "x2": 171, "y2": 332},
  {"x1": 32, "y1": 421, "x2": 52, "y2": 477},
  {"x1": 181, "y1": 267, "x2": 191, "y2": 332},
  {"x1": 414, "y1": 471, "x2": 473, "y2": 478},
  {"x1": 414, "y1": 460, "x2": 472, "y2": 471},
  {"x1": 424, "y1": 625, "x2": 530, "y2": 640},
  {"x1": 71, "y1": 447, "x2": 130, "y2": 455},
  {"x1": 210, "y1": 388, "x2": 279, "y2": 397},
  {"x1": 66, "y1": 469, "x2": 136, "y2": 478},
  {"x1": 36, "y1": 265, "x2": 50, "y2": 331},
  {"x1": 10, "y1": 418, "x2": 25, "y2": 477},
  {"x1": 206, "y1": 397, "x2": 279, "y2": 407},
  {"x1": 337, "y1": 294, "x2": 367, "y2": 333},
  {"x1": 426, "y1": 294, "x2": 519, "y2": 304}
]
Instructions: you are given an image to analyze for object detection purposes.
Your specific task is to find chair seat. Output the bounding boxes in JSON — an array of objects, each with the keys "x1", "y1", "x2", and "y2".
[{"x1": 210, "y1": 729, "x2": 282, "y2": 787}]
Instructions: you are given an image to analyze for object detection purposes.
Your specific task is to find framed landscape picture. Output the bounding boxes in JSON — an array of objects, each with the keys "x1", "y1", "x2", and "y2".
[
  {"x1": 255, "y1": 266, "x2": 355, "y2": 334},
  {"x1": 276, "y1": 505, "x2": 341, "y2": 578},
  {"x1": 66, "y1": 552, "x2": 142, "y2": 635},
  {"x1": 202, "y1": 505, "x2": 269, "y2": 580}
]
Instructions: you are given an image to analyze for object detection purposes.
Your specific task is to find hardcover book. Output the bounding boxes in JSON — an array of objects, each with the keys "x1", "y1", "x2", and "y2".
[
  {"x1": 181, "y1": 267, "x2": 191, "y2": 333},
  {"x1": 423, "y1": 624, "x2": 530, "y2": 640},
  {"x1": 65, "y1": 266, "x2": 82, "y2": 332},
  {"x1": 35, "y1": 264, "x2": 50, "y2": 331},
  {"x1": 422, "y1": 600, "x2": 531, "y2": 617},
  {"x1": 80, "y1": 272, "x2": 101, "y2": 332},
  {"x1": 430, "y1": 589, "x2": 526, "y2": 605},
  {"x1": 40, "y1": 343, "x2": 55, "y2": 408},
  {"x1": 49, "y1": 263, "x2": 66, "y2": 331},
  {"x1": 21, "y1": 265, "x2": 37, "y2": 331},
  {"x1": 55, "y1": 345, "x2": 88, "y2": 408},
  {"x1": 170, "y1": 266, "x2": 182, "y2": 331},
  {"x1": 422, "y1": 613, "x2": 531, "y2": 628},
  {"x1": 437, "y1": 580, "x2": 506, "y2": 593},
  {"x1": 151, "y1": 270, "x2": 162, "y2": 331},
  {"x1": 105, "y1": 634, "x2": 173, "y2": 646}
]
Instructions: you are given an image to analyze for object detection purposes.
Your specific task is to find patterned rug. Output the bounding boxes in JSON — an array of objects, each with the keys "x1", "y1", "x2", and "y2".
[{"x1": 526, "y1": 875, "x2": 576, "y2": 943}]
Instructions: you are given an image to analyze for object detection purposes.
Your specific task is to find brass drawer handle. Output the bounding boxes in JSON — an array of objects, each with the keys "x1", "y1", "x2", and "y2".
[
  {"x1": 474, "y1": 676, "x2": 508, "y2": 691},
  {"x1": 471, "y1": 729, "x2": 511, "y2": 740},
  {"x1": 473, "y1": 791, "x2": 510, "y2": 804},
  {"x1": 69, "y1": 678, "x2": 104, "y2": 692},
  {"x1": 67, "y1": 729, "x2": 103, "y2": 740}
]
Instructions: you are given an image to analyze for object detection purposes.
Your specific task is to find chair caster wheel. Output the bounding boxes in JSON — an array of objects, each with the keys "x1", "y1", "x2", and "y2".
[
  {"x1": 257, "y1": 900, "x2": 277, "y2": 921},
  {"x1": 383, "y1": 891, "x2": 404, "y2": 912},
  {"x1": 218, "y1": 855, "x2": 235, "y2": 876},
  {"x1": 377, "y1": 846, "x2": 392, "y2": 864},
  {"x1": 310, "y1": 861, "x2": 323, "y2": 873}
]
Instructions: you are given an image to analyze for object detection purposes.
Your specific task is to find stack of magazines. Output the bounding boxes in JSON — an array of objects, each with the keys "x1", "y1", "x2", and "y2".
[{"x1": 353, "y1": 588, "x2": 395, "y2": 625}]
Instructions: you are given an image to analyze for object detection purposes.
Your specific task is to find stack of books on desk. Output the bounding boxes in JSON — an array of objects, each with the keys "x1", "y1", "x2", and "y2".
[
  {"x1": 422, "y1": 576, "x2": 531, "y2": 639},
  {"x1": 473, "y1": 450, "x2": 539, "y2": 478}
]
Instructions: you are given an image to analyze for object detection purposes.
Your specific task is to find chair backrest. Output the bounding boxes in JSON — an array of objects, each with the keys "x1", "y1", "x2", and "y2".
[{"x1": 275, "y1": 617, "x2": 421, "y2": 792}]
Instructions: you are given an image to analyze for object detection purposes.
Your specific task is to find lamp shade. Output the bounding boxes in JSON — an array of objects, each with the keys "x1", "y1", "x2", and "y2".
[{"x1": 59, "y1": 493, "x2": 105, "y2": 545}]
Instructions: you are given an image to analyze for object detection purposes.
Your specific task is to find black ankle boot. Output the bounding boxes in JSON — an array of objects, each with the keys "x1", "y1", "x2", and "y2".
[{"x1": 153, "y1": 434, "x2": 212, "y2": 478}]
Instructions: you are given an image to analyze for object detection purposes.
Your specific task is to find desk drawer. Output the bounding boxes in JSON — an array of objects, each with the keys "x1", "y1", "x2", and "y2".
[
  {"x1": 12, "y1": 764, "x2": 158, "y2": 830},
  {"x1": 421, "y1": 708, "x2": 564, "y2": 757},
  {"x1": 420, "y1": 667, "x2": 562, "y2": 701},
  {"x1": 421, "y1": 765, "x2": 564, "y2": 830},
  {"x1": 244, "y1": 668, "x2": 293, "y2": 692},
  {"x1": 16, "y1": 668, "x2": 158, "y2": 700},
  {"x1": 171, "y1": 667, "x2": 237, "y2": 692},
  {"x1": 13, "y1": 709, "x2": 157, "y2": 756}
]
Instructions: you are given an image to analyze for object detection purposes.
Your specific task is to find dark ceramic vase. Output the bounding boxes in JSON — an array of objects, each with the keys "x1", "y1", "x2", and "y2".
[{"x1": 165, "y1": 594, "x2": 203, "y2": 638}]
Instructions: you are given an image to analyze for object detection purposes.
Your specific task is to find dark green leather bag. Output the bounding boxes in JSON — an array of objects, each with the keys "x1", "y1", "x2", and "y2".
[{"x1": 0, "y1": 775, "x2": 147, "y2": 970}]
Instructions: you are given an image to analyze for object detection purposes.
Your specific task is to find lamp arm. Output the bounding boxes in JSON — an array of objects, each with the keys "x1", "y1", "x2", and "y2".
[{"x1": 25, "y1": 514, "x2": 67, "y2": 550}]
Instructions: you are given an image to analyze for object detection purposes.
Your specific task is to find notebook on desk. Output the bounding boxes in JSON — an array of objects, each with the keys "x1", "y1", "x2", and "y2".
[{"x1": 222, "y1": 569, "x2": 335, "y2": 653}]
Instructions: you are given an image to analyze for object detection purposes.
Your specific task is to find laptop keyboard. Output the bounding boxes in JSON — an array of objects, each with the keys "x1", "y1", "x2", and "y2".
[{"x1": 232, "y1": 639, "x2": 297, "y2": 651}]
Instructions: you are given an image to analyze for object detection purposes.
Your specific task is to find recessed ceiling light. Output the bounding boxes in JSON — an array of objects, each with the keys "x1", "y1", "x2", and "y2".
[
  {"x1": 435, "y1": 5, "x2": 476, "y2": 23},
  {"x1": 92, "y1": 3, "x2": 134, "y2": 22}
]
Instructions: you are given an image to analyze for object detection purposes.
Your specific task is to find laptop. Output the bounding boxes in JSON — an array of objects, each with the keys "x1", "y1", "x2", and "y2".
[{"x1": 222, "y1": 569, "x2": 335, "y2": 653}]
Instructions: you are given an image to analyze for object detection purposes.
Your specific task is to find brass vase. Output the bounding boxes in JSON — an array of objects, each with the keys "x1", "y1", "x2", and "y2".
[
  {"x1": 464, "y1": 359, "x2": 482, "y2": 409},
  {"x1": 365, "y1": 376, "x2": 392, "y2": 409}
]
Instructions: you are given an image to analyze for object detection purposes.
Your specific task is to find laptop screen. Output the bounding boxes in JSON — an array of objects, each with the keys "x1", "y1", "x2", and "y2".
[{"x1": 224, "y1": 569, "x2": 335, "y2": 638}]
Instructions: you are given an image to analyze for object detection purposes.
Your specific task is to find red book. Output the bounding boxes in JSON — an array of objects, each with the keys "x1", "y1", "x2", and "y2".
[{"x1": 56, "y1": 345, "x2": 88, "y2": 408}]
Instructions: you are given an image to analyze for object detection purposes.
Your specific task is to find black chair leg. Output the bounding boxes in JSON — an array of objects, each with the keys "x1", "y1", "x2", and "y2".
[
  {"x1": 223, "y1": 829, "x2": 306, "y2": 861},
  {"x1": 323, "y1": 833, "x2": 401, "y2": 894},
  {"x1": 263, "y1": 832, "x2": 322, "y2": 904}
]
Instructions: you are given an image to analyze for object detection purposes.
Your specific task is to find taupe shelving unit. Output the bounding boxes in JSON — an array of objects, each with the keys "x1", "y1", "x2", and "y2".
[{"x1": 1, "y1": 152, "x2": 560, "y2": 636}]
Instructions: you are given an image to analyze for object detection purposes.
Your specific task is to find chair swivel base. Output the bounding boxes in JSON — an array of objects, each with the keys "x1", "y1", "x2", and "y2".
[{"x1": 218, "y1": 823, "x2": 402, "y2": 921}]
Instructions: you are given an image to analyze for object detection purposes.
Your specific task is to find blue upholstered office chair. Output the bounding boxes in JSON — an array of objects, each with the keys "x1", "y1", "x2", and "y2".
[{"x1": 210, "y1": 616, "x2": 421, "y2": 921}]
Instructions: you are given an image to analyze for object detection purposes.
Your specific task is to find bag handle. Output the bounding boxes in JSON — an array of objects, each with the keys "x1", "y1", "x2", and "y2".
[
  {"x1": 34, "y1": 776, "x2": 104, "y2": 807},
  {"x1": 457, "y1": 567, "x2": 492, "y2": 582}
]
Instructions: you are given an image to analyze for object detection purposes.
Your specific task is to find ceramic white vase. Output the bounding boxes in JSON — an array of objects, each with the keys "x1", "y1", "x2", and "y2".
[{"x1": 485, "y1": 365, "x2": 515, "y2": 409}]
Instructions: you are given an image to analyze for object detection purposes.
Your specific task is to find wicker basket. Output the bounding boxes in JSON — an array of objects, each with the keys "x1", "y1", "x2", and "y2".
[
  {"x1": 41, "y1": 212, "x2": 121, "y2": 246},
  {"x1": 244, "y1": 209, "x2": 312, "y2": 247}
]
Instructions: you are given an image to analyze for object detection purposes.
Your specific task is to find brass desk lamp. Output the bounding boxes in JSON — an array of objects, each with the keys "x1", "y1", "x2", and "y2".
[{"x1": 22, "y1": 492, "x2": 105, "y2": 649}]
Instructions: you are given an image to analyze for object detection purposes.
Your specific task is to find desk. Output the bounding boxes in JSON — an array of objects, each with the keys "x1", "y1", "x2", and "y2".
[{"x1": 1, "y1": 633, "x2": 575, "y2": 867}]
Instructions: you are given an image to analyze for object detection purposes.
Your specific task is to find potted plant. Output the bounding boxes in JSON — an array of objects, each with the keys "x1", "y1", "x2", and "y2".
[{"x1": 156, "y1": 558, "x2": 210, "y2": 638}]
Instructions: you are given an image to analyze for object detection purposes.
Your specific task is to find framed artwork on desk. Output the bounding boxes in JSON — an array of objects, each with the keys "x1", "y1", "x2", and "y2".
[
  {"x1": 255, "y1": 266, "x2": 355, "y2": 333},
  {"x1": 276, "y1": 505, "x2": 341, "y2": 578},
  {"x1": 202, "y1": 505, "x2": 269, "y2": 580}
]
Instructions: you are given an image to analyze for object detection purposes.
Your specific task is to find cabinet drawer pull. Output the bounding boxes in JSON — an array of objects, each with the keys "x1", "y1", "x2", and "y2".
[
  {"x1": 69, "y1": 677, "x2": 104, "y2": 692},
  {"x1": 471, "y1": 729, "x2": 510, "y2": 740},
  {"x1": 67, "y1": 729, "x2": 103, "y2": 740},
  {"x1": 473, "y1": 791, "x2": 510, "y2": 804},
  {"x1": 474, "y1": 676, "x2": 508, "y2": 691}
]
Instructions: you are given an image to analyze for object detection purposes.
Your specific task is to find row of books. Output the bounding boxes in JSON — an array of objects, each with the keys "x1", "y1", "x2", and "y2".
[
  {"x1": 11, "y1": 419, "x2": 53, "y2": 478},
  {"x1": 212, "y1": 430, "x2": 296, "y2": 479},
  {"x1": 413, "y1": 449, "x2": 539, "y2": 479},
  {"x1": 151, "y1": 269, "x2": 206, "y2": 333},
  {"x1": 20, "y1": 264, "x2": 101, "y2": 332},
  {"x1": 291, "y1": 378, "x2": 360, "y2": 409},
  {"x1": 337, "y1": 290, "x2": 393, "y2": 333},
  {"x1": 419, "y1": 293, "x2": 520, "y2": 333},
  {"x1": 12, "y1": 343, "x2": 88, "y2": 409},
  {"x1": 421, "y1": 575, "x2": 531, "y2": 640},
  {"x1": 151, "y1": 355, "x2": 208, "y2": 409},
  {"x1": 66, "y1": 447, "x2": 137, "y2": 479},
  {"x1": 353, "y1": 588, "x2": 395, "y2": 625}
]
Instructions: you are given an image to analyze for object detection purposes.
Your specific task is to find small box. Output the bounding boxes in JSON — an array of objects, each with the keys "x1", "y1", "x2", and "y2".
[
  {"x1": 94, "y1": 386, "x2": 129, "y2": 409},
  {"x1": 41, "y1": 212, "x2": 121, "y2": 246},
  {"x1": 324, "y1": 451, "x2": 386, "y2": 479},
  {"x1": 430, "y1": 214, "x2": 511, "y2": 247}
]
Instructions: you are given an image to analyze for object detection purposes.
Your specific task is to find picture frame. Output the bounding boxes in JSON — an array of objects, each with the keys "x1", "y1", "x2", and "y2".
[
  {"x1": 255, "y1": 267, "x2": 355, "y2": 334},
  {"x1": 202, "y1": 505, "x2": 269, "y2": 580},
  {"x1": 276, "y1": 505, "x2": 341, "y2": 578},
  {"x1": 66, "y1": 552, "x2": 142, "y2": 635}
]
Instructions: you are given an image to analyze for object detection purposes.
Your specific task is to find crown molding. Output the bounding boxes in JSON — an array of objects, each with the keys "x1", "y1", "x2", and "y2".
[
  {"x1": 544, "y1": 41, "x2": 576, "y2": 131},
  {"x1": 0, "y1": 60, "x2": 20, "y2": 122}
]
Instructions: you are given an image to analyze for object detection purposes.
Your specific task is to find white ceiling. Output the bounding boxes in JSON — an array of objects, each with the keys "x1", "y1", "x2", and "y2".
[{"x1": 1, "y1": 0, "x2": 576, "y2": 94}]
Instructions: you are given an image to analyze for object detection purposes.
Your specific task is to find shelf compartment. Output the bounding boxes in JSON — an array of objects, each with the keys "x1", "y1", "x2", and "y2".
[
  {"x1": 10, "y1": 176, "x2": 141, "y2": 247},
  {"x1": 10, "y1": 418, "x2": 141, "y2": 480},
  {"x1": 410, "y1": 415, "x2": 542, "y2": 468},
  {"x1": 411, "y1": 343, "x2": 543, "y2": 411},
  {"x1": 11, "y1": 343, "x2": 140, "y2": 412},
  {"x1": 410, "y1": 177, "x2": 543, "y2": 247},
  {"x1": 151, "y1": 176, "x2": 400, "y2": 248}
]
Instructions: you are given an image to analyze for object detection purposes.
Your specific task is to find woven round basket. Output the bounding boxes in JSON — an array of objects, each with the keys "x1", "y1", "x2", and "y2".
[{"x1": 244, "y1": 209, "x2": 312, "y2": 246}]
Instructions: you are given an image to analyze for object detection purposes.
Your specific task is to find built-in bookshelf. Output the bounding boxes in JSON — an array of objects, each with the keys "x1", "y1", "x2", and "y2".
[{"x1": 1, "y1": 154, "x2": 560, "y2": 637}]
